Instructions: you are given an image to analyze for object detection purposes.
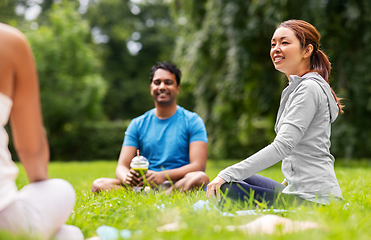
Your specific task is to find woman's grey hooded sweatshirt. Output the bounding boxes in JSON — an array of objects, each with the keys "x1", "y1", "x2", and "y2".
[{"x1": 218, "y1": 72, "x2": 343, "y2": 204}]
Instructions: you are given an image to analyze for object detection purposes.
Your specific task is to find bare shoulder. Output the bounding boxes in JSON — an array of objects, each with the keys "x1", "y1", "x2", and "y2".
[
  {"x1": 0, "y1": 24, "x2": 29, "y2": 55},
  {"x1": 0, "y1": 24, "x2": 32, "y2": 96},
  {"x1": 0, "y1": 23, "x2": 27, "y2": 41}
]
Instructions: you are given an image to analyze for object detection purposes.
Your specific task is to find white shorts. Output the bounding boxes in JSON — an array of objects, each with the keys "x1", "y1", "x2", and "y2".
[{"x1": 0, "y1": 178, "x2": 83, "y2": 240}]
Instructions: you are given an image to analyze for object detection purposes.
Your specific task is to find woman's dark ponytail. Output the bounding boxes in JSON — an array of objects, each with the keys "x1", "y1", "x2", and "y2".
[{"x1": 312, "y1": 49, "x2": 344, "y2": 115}]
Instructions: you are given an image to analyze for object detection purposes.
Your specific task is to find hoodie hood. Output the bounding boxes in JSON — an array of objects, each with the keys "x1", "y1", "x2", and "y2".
[
  {"x1": 275, "y1": 72, "x2": 339, "y2": 132},
  {"x1": 299, "y1": 72, "x2": 339, "y2": 123}
]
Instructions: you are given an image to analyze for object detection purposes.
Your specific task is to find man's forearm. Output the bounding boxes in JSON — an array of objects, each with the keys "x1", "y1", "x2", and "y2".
[{"x1": 160, "y1": 162, "x2": 204, "y2": 182}]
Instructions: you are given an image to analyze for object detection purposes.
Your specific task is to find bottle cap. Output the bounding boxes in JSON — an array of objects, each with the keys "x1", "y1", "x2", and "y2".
[{"x1": 130, "y1": 150, "x2": 149, "y2": 169}]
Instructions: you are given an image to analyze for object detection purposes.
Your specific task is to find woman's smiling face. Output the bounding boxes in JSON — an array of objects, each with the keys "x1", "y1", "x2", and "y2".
[{"x1": 270, "y1": 27, "x2": 311, "y2": 77}]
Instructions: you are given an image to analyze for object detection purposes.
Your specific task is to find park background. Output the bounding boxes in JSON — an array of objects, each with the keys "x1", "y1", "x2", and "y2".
[
  {"x1": 1, "y1": 0, "x2": 371, "y2": 162},
  {"x1": 2, "y1": 1, "x2": 371, "y2": 239}
]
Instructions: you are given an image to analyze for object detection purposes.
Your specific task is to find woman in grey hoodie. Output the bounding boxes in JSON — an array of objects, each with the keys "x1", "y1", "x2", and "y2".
[{"x1": 206, "y1": 20, "x2": 344, "y2": 206}]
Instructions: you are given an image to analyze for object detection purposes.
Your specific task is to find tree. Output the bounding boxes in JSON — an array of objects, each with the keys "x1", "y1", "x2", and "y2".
[
  {"x1": 25, "y1": 2, "x2": 107, "y2": 159},
  {"x1": 321, "y1": 0, "x2": 371, "y2": 158},
  {"x1": 86, "y1": 0, "x2": 178, "y2": 120},
  {"x1": 170, "y1": 0, "x2": 289, "y2": 159},
  {"x1": 170, "y1": 0, "x2": 370, "y2": 159},
  {"x1": 0, "y1": 0, "x2": 26, "y2": 25}
]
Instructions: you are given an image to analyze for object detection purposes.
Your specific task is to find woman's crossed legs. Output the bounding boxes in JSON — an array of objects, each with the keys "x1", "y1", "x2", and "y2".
[{"x1": 0, "y1": 178, "x2": 83, "y2": 240}]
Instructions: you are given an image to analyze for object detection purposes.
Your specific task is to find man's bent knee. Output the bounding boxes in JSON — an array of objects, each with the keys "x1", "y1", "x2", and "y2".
[
  {"x1": 91, "y1": 178, "x2": 121, "y2": 193},
  {"x1": 91, "y1": 178, "x2": 104, "y2": 193},
  {"x1": 194, "y1": 172, "x2": 210, "y2": 186},
  {"x1": 183, "y1": 171, "x2": 209, "y2": 190}
]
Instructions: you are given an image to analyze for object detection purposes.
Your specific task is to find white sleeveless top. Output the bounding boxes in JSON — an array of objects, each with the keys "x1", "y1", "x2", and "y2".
[{"x1": 0, "y1": 92, "x2": 19, "y2": 211}]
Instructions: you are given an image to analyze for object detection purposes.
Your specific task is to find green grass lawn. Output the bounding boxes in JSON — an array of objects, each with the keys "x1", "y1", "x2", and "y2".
[{"x1": 7, "y1": 160, "x2": 371, "y2": 239}]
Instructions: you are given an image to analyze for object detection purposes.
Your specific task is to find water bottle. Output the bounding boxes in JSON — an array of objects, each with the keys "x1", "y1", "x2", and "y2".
[{"x1": 130, "y1": 150, "x2": 149, "y2": 177}]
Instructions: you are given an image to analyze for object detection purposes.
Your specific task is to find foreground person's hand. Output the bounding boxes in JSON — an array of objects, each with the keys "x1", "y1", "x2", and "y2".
[{"x1": 206, "y1": 176, "x2": 226, "y2": 202}]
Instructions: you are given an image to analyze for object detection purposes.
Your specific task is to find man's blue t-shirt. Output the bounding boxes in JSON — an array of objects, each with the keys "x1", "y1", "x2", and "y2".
[{"x1": 123, "y1": 106, "x2": 208, "y2": 171}]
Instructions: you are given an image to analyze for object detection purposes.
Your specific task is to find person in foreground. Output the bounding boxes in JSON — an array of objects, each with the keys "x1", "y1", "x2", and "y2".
[
  {"x1": 0, "y1": 24, "x2": 83, "y2": 240},
  {"x1": 92, "y1": 62, "x2": 209, "y2": 194},
  {"x1": 207, "y1": 20, "x2": 344, "y2": 206}
]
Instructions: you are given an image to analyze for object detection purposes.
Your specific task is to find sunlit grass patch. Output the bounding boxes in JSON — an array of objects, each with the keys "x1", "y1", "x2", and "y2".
[{"x1": 9, "y1": 160, "x2": 371, "y2": 240}]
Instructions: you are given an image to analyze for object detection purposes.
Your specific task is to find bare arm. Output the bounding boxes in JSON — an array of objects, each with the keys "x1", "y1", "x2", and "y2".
[
  {"x1": 3, "y1": 26, "x2": 49, "y2": 182},
  {"x1": 145, "y1": 141, "x2": 207, "y2": 185},
  {"x1": 165, "y1": 141, "x2": 207, "y2": 179}
]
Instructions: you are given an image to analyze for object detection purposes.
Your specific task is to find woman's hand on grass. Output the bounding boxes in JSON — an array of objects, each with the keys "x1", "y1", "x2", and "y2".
[{"x1": 206, "y1": 176, "x2": 226, "y2": 202}]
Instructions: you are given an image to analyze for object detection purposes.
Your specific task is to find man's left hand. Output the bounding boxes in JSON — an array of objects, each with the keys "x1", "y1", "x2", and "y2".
[{"x1": 140, "y1": 170, "x2": 167, "y2": 187}]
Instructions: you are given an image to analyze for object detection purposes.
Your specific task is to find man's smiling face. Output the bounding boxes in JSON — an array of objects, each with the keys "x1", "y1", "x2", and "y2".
[{"x1": 150, "y1": 68, "x2": 180, "y2": 106}]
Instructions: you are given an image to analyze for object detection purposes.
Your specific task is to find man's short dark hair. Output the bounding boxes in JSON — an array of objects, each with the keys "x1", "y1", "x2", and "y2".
[{"x1": 150, "y1": 61, "x2": 181, "y2": 86}]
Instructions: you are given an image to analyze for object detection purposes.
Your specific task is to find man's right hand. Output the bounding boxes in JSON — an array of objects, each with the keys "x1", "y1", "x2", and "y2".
[{"x1": 122, "y1": 169, "x2": 142, "y2": 186}]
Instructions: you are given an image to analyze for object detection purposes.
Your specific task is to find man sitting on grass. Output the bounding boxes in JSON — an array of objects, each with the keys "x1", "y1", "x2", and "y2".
[{"x1": 91, "y1": 62, "x2": 209, "y2": 194}]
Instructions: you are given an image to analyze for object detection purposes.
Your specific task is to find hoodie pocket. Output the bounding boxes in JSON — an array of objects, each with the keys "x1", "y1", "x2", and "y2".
[{"x1": 282, "y1": 159, "x2": 295, "y2": 190}]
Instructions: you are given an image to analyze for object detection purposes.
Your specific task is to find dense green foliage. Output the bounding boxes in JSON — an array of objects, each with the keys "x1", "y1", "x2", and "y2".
[
  {"x1": 86, "y1": 0, "x2": 177, "y2": 120},
  {"x1": 53, "y1": 120, "x2": 130, "y2": 160},
  {"x1": 170, "y1": 0, "x2": 283, "y2": 159},
  {"x1": 1, "y1": 0, "x2": 371, "y2": 160},
  {"x1": 3, "y1": 0, "x2": 178, "y2": 160},
  {"x1": 170, "y1": 0, "x2": 371, "y2": 159},
  {"x1": 24, "y1": 3, "x2": 107, "y2": 159},
  {"x1": 0, "y1": 0, "x2": 20, "y2": 24},
  {"x1": 2, "y1": 160, "x2": 370, "y2": 240}
]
